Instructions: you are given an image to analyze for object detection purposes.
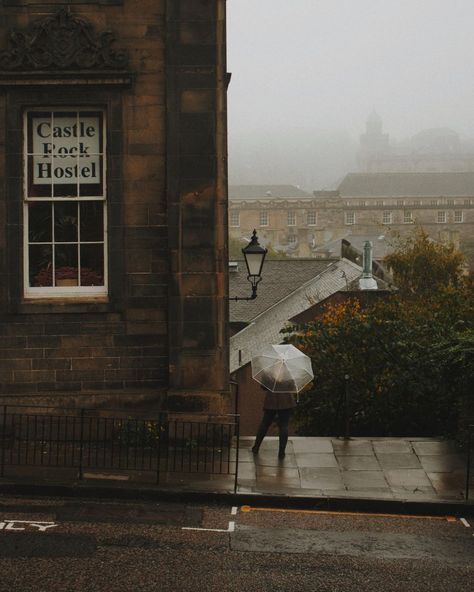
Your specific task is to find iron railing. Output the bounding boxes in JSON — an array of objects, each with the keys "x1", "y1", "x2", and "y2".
[
  {"x1": 0, "y1": 405, "x2": 240, "y2": 491},
  {"x1": 466, "y1": 424, "x2": 473, "y2": 501}
]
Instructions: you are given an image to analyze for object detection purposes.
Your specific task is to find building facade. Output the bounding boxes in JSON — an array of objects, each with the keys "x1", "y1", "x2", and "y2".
[
  {"x1": 229, "y1": 174, "x2": 474, "y2": 259},
  {"x1": 0, "y1": 1, "x2": 229, "y2": 412}
]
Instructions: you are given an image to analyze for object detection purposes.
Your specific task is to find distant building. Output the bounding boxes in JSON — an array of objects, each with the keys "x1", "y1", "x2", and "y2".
[
  {"x1": 358, "y1": 112, "x2": 474, "y2": 174},
  {"x1": 229, "y1": 173, "x2": 474, "y2": 258}
]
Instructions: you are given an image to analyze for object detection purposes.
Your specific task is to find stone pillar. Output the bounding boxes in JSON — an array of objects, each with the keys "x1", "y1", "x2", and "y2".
[{"x1": 166, "y1": 0, "x2": 229, "y2": 412}]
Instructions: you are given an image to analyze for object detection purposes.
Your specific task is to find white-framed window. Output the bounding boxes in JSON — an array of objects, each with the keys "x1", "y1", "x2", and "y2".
[
  {"x1": 403, "y1": 211, "x2": 413, "y2": 224},
  {"x1": 230, "y1": 210, "x2": 240, "y2": 227},
  {"x1": 24, "y1": 109, "x2": 107, "y2": 298},
  {"x1": 287, "y1": 211, "x2": 296, "y2": 226},
  {"x1": 382, "y1": 211, "x2": 392, "y2": 225},
  {"x1": 259, "y1": 210, "x2": 268, "y2": 226},
  {"x1": 307, "y1": 211, "x2": 317, "y2": 225},
  {"x1": 345, "y1": 211, "x2": 355, "y2": 225},
  {"x1": 454, "y1": 210, "x2": 464, "y2": 223},
  {"x1": 288, "y1": 234, "x2": 297, "y2": 245},
  {"x1": 437, "y1": 211, "x2": 447, "y2": 224}
]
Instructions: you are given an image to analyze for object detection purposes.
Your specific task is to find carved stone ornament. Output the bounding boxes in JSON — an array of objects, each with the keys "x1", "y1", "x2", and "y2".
[{"x1": 0, "y1": 8, "x2": 129, "y2": 71}]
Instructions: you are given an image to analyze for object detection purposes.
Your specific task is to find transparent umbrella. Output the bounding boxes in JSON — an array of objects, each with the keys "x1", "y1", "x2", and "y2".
[{"x1": 251, "y1": 344, "x2": 314, "y2": 393}]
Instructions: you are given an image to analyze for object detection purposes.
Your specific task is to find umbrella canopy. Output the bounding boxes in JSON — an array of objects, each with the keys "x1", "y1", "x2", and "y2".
[{"x1": 251, "y1": 344, "x2": 314, "y2": 393}]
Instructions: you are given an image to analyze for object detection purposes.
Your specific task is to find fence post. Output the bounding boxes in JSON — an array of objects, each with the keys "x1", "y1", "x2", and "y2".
[
  {"x1": 466, "y1": 425, "x2": 472, "y2": 502},
  {"x1": 233, "y1": 415, "x2": 240, "y2": 495},
  {"x1": 1, "y1": 405, "x2": 6, "y2": 477},
  {"x1": 78, "y1": 408, "x2": 85, "y2": 480}
]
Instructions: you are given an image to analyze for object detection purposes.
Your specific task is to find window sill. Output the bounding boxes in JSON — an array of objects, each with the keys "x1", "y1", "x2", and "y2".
[{"x1": 17, "y1": 297, "x2": 113, "y2": 315}]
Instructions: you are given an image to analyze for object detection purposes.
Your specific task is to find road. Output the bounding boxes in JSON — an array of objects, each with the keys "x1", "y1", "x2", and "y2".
[{"x1": 0, "y1": 495, "x2": 472, "y2": 592}]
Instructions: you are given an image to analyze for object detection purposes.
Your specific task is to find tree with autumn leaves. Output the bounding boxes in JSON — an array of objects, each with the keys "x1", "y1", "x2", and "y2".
[{"x1": 285, "y1": 228, "x2": 474, "y2": 437}]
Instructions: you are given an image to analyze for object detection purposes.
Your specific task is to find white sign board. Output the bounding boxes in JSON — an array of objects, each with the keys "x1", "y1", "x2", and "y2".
[{"x1": 31, "y1": 114, "x2": 102, "y2": 185}]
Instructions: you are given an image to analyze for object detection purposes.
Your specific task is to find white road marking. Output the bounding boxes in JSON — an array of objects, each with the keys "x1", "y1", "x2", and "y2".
[
  {"x1": 182, "y1": 521, "x2": 235, "y2": 533},
  {"x1": 231, "y1": 506, "x2": 238, "y2": 515},
  {"x1": 460, "y1": 518, "x2": 471, "y2": 528},
  {"x1": 0, "y1": 520, "x2": 58, "y2": 532}
]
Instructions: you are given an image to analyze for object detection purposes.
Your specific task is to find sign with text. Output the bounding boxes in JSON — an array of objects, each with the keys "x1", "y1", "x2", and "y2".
[{"x1": 27, "y1": 111, "x2": 104, "y2": 197}]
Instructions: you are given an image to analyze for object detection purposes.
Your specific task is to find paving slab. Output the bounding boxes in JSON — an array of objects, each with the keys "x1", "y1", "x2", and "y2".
[
  {"x1": 294, "y1": 453, "x2": 338, "y2": 468},
  {"x1": 331, "y1": 439, "x2": 375, "y2": 456},
  {"x1": 373, "y1": 440, "x2": 413, "y2": 454},
  {"x1": 299, "y1": 467, "x2": 344, "y2": 490},
  {"x1": 376, "y1": 453, "x2": 422, "y2": 469},
  {"x1": 342, "y1": 470, "x2": 389, "y2": 490},
  {"x1": 337, "y1": 455, "x2": 381, "y2": 471}
]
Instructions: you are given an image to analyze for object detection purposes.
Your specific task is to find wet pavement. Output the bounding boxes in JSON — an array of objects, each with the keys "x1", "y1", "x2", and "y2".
[
  {"x1": 236, "y1": 437, "x2": 470, "y2": 502},
  {"x1": 1, "y1": 436, "x2": 472, "y2": 508}
]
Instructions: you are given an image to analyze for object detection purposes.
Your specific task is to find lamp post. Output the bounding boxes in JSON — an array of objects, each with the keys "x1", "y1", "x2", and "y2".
[{"x1": 230, "y1": 229, "x2": 267, "y2": 301}]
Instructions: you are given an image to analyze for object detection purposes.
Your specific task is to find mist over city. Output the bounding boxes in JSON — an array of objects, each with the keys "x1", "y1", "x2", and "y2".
[{"x1": 228, "y1": 0, "x2": 474, "y2": 190}]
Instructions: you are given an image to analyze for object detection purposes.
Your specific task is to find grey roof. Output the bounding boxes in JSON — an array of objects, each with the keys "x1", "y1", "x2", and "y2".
[
  {"x1": 229, "y1": 185, "x2": 312, "y2": 200},
  {"x1": 313, "y1": 234, "x2": 393, "y2": 260},
  {"x1": 229, "y1": 259, "x2": 337, "y2": 323},
  {"x1": 230, "y1": 258, "x2": 363, "y2": 373},
  {"x1": 338, "y1": 172, "x2": 474, "y2": 198}
]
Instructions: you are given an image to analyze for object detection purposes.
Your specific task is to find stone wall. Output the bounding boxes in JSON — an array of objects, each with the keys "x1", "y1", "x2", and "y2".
[{"x1": 0, "y1": 1, "x2": 229, "y2": 411}]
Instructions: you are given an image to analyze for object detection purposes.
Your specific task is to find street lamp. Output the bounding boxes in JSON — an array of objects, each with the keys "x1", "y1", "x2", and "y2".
[{"x1": 230, "y1": 229, "x2": 267, "y2": 301}]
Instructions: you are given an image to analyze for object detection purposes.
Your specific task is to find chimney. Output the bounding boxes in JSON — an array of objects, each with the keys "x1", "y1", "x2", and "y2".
[{"x1": 359, "y1": 240, "x2": 378, "y2": 290}]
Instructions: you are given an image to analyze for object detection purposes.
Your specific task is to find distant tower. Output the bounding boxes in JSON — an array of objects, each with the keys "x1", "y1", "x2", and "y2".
[{"x1": 358, "y1": 111, "x2": 390, "y2": 171}]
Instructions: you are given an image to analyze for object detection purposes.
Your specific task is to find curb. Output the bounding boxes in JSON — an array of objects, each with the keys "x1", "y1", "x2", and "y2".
[{"x1": 1, "y1": 480, "x2": 473, "y2": 518}]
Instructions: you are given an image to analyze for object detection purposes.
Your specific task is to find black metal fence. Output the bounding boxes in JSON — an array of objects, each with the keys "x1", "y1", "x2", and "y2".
[
  {"x1": 466, "y1": 424, "x2": 474, "y2": 501},
  {"x1": 0, "y1": 406, "x2": 240, "y2": 491}
]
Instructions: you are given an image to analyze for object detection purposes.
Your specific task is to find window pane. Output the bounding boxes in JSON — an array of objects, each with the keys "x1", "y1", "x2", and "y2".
[
  {"x1": 80, "y1": 244, "x2": 104, "y2": 286},
  {"x1": 28, "y1": 202, "x2": 52, "y2": 243},
  {"x1": 80, "y1": 201, "x2": 104, "y2": 242},
  {"x1": 54, "y1": 202, "x2": 78, "y2": 242},
  {"x1": 54, "y1": 245, "x2": 77, "y2": 277},
  {"x1": 30, "y1": 245, "x2": 52, "y2": 287},
  {"x1": 28, "y1": 155, "x2": 53, "y2": 197}
]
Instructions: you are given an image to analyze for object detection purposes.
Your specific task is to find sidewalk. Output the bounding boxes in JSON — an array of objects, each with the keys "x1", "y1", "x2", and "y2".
[
  {"x1": 1, "y1": 436, "x2": 472, "y2": 514},
  {"x1": 235, "y1": 436, "x2": 469, "y2": 503}
]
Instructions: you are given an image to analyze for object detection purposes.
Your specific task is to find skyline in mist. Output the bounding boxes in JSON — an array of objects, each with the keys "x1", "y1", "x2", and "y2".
[{"x1": 227, "y1": 1, "x2": 474, "y2": 189}]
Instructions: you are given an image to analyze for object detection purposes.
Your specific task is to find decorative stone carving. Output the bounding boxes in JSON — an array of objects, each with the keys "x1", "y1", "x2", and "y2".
[{"x1": 0, "y1": 8, "x2": 129, "y2": 71}]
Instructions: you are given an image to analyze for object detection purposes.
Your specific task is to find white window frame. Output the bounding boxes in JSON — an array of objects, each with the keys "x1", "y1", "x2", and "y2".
[
  {"x1": 403, "y1": 211, "x2": 413, "y2": 224},
  {"x1": 382, "y1": 211, "x2": 392, "y2": 225},
  {"x1": 259, "y1": 210, "x2": 268, "y2": 227},
  {"x1": 230, "y1": 210, "x2": 240, "y2": 227},
  {"x1": 287, "y1": 211, "x2": 296, "y2": 226},
  {"x1": 454, "y1": 210, "x2": 463, "y2": 223},
  {"x1": 23, "y1": 108, "x2": 108, "y2": 299},
  {"x1": 437, "y1": 211, "x2": 447, "y2": 224},
  {"x1": 307, "y1": 211, "x2": 317, "y2": 226},
  {"x1": 345, "y1": 211, "x2": 355, "y2": 225},
  {"x1": 288, "y1": 234, "x2": 297, "y2": 245}
]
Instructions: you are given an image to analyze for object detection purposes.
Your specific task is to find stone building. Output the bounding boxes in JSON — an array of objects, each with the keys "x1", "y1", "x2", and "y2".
[
  {"x1": 0, "y1": 1, "x2": 229, "y2": 413},
  {"x1": 358, "y1": 111, "x2": 474, "y2": 174},
  {"x1": 229, "y1": 173, "x2": 474, "y2": 259}
]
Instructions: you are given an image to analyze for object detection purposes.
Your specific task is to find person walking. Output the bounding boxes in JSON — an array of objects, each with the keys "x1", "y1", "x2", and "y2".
[{"x1": 251, "y1": 386, "x2": 296, "y2": 459}]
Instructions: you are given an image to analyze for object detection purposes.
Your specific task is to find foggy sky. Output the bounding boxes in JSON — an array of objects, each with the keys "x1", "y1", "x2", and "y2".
[{"x1": 227, "y1": 0, "x2": 474, "y2": 189}]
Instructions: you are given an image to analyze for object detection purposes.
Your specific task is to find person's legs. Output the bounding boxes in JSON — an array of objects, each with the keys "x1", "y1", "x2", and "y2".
[
  {"x1": 276, "y1": 409, "x2": 292, "y2": 458},
  {"x1": 252, "y1": 409, "x2": 276, "y2": 453}
]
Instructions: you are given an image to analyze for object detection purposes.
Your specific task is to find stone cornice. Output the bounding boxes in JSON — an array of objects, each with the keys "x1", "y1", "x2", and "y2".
[{"x1": 0, "y1": 8, "x2": 132, "y2": 86}]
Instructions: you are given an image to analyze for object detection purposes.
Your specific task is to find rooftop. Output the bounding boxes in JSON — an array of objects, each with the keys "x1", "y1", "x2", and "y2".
[
  {"x1": 229, "y1": 185, "x2": 312, "y2": 200},
  {"x1": 338, "y1": 172, "x2": 474, "y2": 198},
  {"x1": 229, "y1": 259, "x2": 336, "y2": 324}
]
